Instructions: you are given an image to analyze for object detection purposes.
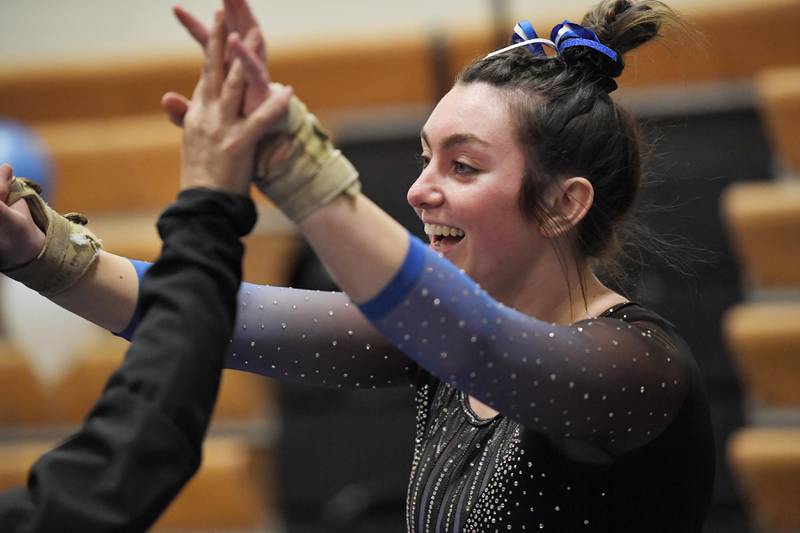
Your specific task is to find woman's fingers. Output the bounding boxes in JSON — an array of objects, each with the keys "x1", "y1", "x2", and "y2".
[
  {"x1": 242, "y1": 85, "x2": 293, "y2": 142},
  {"x1": 0, "y1": 195, "x2": 45, "y2": 272},
  {"x1": 223, "y1": 0, "x2": 268, "y2": 115},
  {"x1": 0, "y1": 167, "x2": 42, "y2": 272},
  {"x1": 240, "y1": 29, "x2": 271, "y2": 115},
  {"x1": 230, "y1": 29, "x2": 271, "y2": 114},
  {"x1": 161, "y1": 91, "x2": 191, "y2": 127},
  {"x1": 0, "y1": 164, "x2": 13, "y2": 203},
  {"x1": 219, "y1": 35, "x2": 247, "y2": 119},
  {"x1": 224, "y1": 0, "x2": 265, "y2": 59},
  {"x1": 173, "y1": 5, "x2": 209, "y2": 47},
  {"x1": 222, "y1": 0, "x2": 238, "y2": 49},
  {"x1": 202, "y1": 10, "x2": 228, "y2": 102}
]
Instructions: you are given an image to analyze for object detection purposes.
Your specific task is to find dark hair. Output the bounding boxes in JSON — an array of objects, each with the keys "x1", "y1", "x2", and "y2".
[{"x1": 458, "y1": 0, "x2": 684, "y2": 288}]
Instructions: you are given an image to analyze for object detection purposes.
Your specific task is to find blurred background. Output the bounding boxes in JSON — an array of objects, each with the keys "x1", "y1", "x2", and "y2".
[{"x1": 0, "y1": 0, "x2": 798, "y2": 531}]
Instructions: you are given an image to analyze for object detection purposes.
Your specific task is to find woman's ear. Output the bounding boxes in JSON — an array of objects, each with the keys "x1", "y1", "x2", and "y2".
[{"x1": 539, "y1": 177, "x2": 594, "y2": 238}]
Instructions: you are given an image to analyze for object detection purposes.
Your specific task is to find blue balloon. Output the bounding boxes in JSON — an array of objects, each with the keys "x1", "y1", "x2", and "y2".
[{"x1": 0, "y1": 120, "x2": 54, "y2": 201}]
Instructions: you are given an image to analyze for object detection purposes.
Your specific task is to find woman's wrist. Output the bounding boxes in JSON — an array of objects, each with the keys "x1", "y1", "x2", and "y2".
[
  {"x1": 253, "y1": 87, "x2": 361, "y2": 223},
  {"x1": 2, "y1": 178, "x2": 102, "y2": 296}
]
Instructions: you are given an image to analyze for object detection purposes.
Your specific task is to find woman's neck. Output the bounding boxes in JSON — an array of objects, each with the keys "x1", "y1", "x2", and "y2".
[{"x1": 485, "y1": 253, "x2": 626, "y2": 326}]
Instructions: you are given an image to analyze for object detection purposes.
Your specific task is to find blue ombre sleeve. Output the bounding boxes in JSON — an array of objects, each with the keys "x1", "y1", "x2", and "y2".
[{"x1": 358, "y1": 234, "x2": 690, "y2": 453}]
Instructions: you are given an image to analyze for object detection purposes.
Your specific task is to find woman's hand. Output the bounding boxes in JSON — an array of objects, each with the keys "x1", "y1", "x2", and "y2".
[
  {"x1": 163, "y1": 0, "x2": 270, "y2": 127},
  {"x1": 179, "y1": 11, "x2": 292, "y2": 196},
  {"x1": 0, "y1": 164, "x2": 46, "y2": 271}
]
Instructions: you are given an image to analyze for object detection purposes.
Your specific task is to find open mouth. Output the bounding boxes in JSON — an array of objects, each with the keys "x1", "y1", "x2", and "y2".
[{"x1": 424, "y1": 223, "x2": 465, "y2": 251}]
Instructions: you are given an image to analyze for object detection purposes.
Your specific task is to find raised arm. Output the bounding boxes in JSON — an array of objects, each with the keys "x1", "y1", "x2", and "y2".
[
  {"x1": 0, "y1": 165, "x2": 141, "y2": 332},
  {"x1": 0, "y1": 12, "x2": 267, "y2": 528},
  {"x1": 0, "y1": 1, "x2": 272, "y2": 334},
  {"x1": 221, "y1": 8, "x2": 692, "y2": 454}
]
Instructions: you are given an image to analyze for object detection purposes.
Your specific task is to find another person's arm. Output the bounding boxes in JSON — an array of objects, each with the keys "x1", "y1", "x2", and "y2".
[
  {"x1": 0, "y1": 183, "x2": 256, "y2": 531},
  {"x1": 0, "y1": 1, "x2": 275, "y2": 335},
  {"x1": 0, "y1": 13, "x2": 272, "y2": 531}
]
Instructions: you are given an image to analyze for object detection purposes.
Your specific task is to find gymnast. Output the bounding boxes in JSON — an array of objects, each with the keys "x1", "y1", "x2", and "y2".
[
  {"x1": 0, "y1": 39, "x2": 288, "y2": 530},
  {"x1": 1, "y1": 0, "x2": 714, "y2": 530}
]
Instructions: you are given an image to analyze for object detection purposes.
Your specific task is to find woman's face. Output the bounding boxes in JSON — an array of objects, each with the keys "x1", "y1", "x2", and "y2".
[{"x1": 408, "y1": 82, "x2": 547, "y2": 290}]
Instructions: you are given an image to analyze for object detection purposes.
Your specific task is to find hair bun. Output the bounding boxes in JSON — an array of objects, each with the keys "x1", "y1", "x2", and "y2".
[
  {"x1": 582, "y1": 0, "x2": 678, "y2": 55},
  {"x1": 552, "y1": 21, "x2": 625, "y2": 92}
]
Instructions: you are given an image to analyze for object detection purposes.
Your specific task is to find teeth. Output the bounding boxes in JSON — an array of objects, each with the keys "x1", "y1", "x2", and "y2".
[{"x1": 424, "y1": 223, "x2": 465, "y2": 238}]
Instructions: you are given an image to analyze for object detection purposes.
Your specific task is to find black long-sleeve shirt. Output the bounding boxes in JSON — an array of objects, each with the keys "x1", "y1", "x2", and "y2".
[{"x1": 0, "y1": 188, "x2": 256, "y2": 533}]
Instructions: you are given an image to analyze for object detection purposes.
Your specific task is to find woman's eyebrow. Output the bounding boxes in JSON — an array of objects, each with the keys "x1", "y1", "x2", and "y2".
[{"x1": 420, "y1": 130, "x2": 491, "y2": 150}]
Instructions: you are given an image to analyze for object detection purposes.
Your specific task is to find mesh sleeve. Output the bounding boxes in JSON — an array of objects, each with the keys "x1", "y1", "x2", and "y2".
[
  {"x1": 359, "y1": 236, "x2": 690, "y2": 453},
  {"x1": 225, "y1": 283, "x2": 416, "y2": 388},
  {"x1": 117, "y1": 260, "x2": 416, "y2": 389}
]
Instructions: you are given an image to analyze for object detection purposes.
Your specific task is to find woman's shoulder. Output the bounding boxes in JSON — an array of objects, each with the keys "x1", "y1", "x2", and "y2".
[
  {"x1": 601, "y1": 301, "x2": 689, "y2": 357},
  {"x1": 601, "y1": 301, "x2": 671, "y2": 326}
]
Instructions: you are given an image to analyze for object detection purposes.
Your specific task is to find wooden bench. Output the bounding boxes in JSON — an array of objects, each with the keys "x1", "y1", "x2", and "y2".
[
  {"x1": 728, "y1": 428, "x2": 800, "y2": 530},
  {"x1": 33, "y1": 114, "x2": 182, "y2": 213},
  {"x1": 29, "y1": 115, "x2": 310, "y2": 216},
  {"x1": 155, "y1": 437, "x2": 276, "y2": 531},
  {"x1": 47, "y1": 336, "x2": 276, "y2": 428},
  {"x1": 86, "y1": 208, "x2": 300, "y2": 286},
  {"x1": 0, "y1": 436, "x2": 275, "y2": 531},
  {"x1": 721, "y1": 181, "x2": 800, "y2": 288},
  {"x1": 757, "y1": 66, "x2": 800, "y2": 176},
  {"x1": 0, "y1": 36, "x2": 436, "y2": 125},
  {"x1": 1, "y1": 0, "x2": 798, "y2": 126},
  {"x1": 446, "y1": 0, "x2": 800, "y2": 89},
  {"x1": 724, "y1": 303, "x2": 800, "y2": 407},
  {"x1": 0, "y1": 343, "x2": 47, "y2": 426}
]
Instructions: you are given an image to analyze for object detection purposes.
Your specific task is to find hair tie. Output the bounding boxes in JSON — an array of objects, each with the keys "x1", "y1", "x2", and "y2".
[{"x1": 550, "y1": 20, "x2": 620, "y2": 67}]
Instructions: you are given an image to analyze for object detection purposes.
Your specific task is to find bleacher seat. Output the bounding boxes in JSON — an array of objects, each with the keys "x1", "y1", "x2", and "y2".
[
  {"x1": 86, "y1": 209, "x2": 300, "y2": 286},
  {"x1": 0, "y1": 343, "x2": 47, "y2": 426},
  {"x1": 729, "y1": 428, "x2": 800, "y2": 530},
  {"x1": 46, "y1": 336, "x2": 276, "y2": 428},
  {"x1": 724, "y1": 303, "x2": 800, "y2": 407},
  {"x1": 721, "y1": 181, "x2": 800, "y2": 289},
  {"x1": 757, "y1": 66, "x2": 800, "y2": 175},
  {"x1": 0, "y1": 436, "x2": 275, "y2": 531}
]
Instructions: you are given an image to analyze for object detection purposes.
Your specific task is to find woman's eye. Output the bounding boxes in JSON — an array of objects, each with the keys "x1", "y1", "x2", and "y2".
[
  {"x1": 416, "y1": 154, "x2": 430, "y2": 169},
  {"x1": 454, "y1": 161, "x2": 477, "y2": 175}
]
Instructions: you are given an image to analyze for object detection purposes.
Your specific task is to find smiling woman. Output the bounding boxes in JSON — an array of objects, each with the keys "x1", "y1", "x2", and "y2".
[{"x1": 0, "y1": 0, "x2": 714, "y2": 531}]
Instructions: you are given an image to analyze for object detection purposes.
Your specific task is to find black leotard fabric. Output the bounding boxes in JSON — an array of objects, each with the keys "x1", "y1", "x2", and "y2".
[
  {"x1": 403, "y1": 303, "x2": 714, "y2": 532},
  {"x1": 360, "y1": 237, "x2": 715, "y2": 532}
]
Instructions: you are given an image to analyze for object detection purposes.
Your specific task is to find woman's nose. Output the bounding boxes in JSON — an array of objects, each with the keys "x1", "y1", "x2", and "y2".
[{"x1": 407, "y1": 169, "x2": 444, "y2": 210}]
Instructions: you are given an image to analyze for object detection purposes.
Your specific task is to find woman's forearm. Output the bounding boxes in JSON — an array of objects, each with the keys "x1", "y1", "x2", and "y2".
[
  {"x1": 298, "y1": 193, "x2": 409, "y2": 304},
  {"x1": 50, "y1": 250, "x2": 140, "y2": 333}
]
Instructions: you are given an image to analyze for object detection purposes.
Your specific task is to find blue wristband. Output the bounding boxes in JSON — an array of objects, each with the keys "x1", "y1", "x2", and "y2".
[{"x1": 359, "y1": 234, "x2": 426, "y2": 321}]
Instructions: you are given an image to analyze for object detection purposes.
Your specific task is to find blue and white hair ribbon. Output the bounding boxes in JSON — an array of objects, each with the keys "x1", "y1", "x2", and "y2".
[
  {"x1": 484, "y1": 20, "x2": 556, "y2": 59},
  {"x1": 513, "y1": 21, "x2": 546, "y2": 55},
  {"x1": 550, "y1": 20, "x2": 619, "y2": 64},
  {"x1": 484, "y1": 19, "x2": 620, "y2": 71}
]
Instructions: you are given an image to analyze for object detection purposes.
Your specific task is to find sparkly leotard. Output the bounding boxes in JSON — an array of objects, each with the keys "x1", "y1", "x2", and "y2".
[{"x1": 124, "y1": 236, "x2": 714, "y2": 532}]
